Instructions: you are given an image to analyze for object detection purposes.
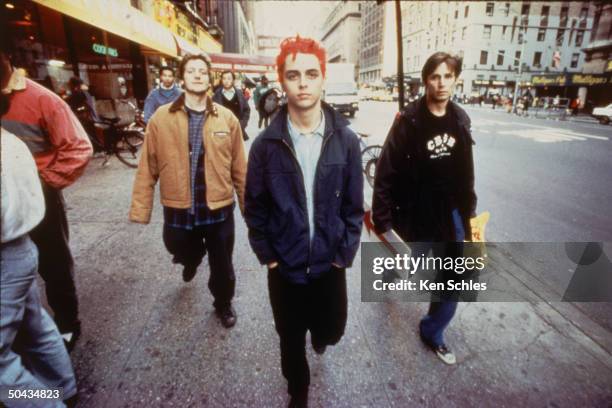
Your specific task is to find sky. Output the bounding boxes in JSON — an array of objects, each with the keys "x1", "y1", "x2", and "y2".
[{"x1": 253, "y1": 1, "x2": 335, "y2": 39}]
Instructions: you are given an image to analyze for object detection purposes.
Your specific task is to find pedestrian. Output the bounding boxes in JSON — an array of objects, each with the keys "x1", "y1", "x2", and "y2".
[
  {"x1": 0, "y1": 80, "x2": 78, "y2": 407},
  {"x1": 143, "y1": 66, "x2": 182, "y2": 124},
  {"x1": 258, "y1": 86, "x2": 283, "y2": 127},
  {"x1": 372, "y1": 51, "x2": 479, "y2": 366},
  {"x1": 241, "y1": 83, "x2": 251, "y2": 101},
  {"x1": 253, "y1": 75, "x2": 270, "y2": 128},
  {"x1": 1, "y1": 52, "x2": 93, "y2": 352},
  {"x1": 66, "y1": 76, "x2": 100, "y2": 151},
  {"x1": 244, "y1": 36, "x2": 364, "y2": 407},
  {"x1": 129, "y1": 53, "x2": 247, "y2": 328},
  {"x1": 213, "y1": 70, "x2": 251, "y2": 141}
]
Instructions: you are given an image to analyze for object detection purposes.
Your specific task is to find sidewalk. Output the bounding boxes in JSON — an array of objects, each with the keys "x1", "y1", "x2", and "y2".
[{"x1": 57, "y1": 142, "x2": 612, "y2": 407}]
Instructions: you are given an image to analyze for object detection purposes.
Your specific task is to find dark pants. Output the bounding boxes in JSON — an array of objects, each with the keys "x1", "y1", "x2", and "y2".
[
  {"x1": 419, "y1": 209, "x2": 465, "y2": 347},
  {"x1": 162, "y1": 214, "x2": 235, "y2": 309},
  {"x1": 257, "y1": 108, "x2": 269, "y2": 128},
  {"x1": 268, "y1": 267, "x2": 348, "y2": 397},
  {"x1": 29, "y1": 184, "x2": 79, "y2": 334}
]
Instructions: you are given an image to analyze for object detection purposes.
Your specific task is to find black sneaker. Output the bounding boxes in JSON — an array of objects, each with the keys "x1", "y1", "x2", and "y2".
[
  {"x1": 215, "y1": 306, "x2": 237, "y2": 328},
  {"x1": 182, "y1": 264, "x2": 198, "y2": 282},
  {"x1": 312, "y1": 344, "x2": 327, "y2": 355}
]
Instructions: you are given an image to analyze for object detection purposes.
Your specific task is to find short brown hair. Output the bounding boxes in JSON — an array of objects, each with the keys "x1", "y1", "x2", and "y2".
[
  {"x1": 178, "y1": 53, "x2": 212, "y2": 80},
  {"x1": 421, "y1": 52, "x2": 462, "y2": 82}
]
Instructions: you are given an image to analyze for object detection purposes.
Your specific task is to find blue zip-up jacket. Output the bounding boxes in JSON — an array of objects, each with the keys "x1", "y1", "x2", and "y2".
[
  {"x1": 245, "y1": 102, "x2": 364, "y2": 284},
  {"x1": 143, "y1": 85, "x2": 182, "y2": 123}
]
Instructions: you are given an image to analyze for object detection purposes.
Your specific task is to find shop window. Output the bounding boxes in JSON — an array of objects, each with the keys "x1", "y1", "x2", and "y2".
[
  {"x1": 571, "y1": 53, "x2": 579, "y2": 68},
  {"x1": 480, "y1": 50, "x2": 488, "y2": 65},
  {"x1": 537, "y1": 29, "x2": 546, "y2": 41},
  {"x1": 486, "y1": 3, "x2": 494, "y2": 17},
  {"x1": 484, "y1": 25, "x2": 492, "y2": 39}
]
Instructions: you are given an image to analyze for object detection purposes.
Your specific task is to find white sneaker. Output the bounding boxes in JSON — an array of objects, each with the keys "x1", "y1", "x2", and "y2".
[{"x1": 434, "y1": 344, "x2": 457, "y2": 365}]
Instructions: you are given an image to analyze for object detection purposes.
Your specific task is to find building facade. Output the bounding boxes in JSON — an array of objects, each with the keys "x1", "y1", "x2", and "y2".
[
  {"x1": 215, "y1": 0, "x2": 255, "y2": 54},
  {"x1": 320, "y1": 0, "x2": 362, "y2": 79},
  {"x1": 402, "y1": 1, "x2": 599, "y2": 101},
  {"x1": 358, "y1": 0, "x2": 397, "y2": 84}
]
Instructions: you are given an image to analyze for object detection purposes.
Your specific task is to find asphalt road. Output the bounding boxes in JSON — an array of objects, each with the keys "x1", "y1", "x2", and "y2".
[{"x1": 56, "y1": 100, "x2": 612, "y2": 407}]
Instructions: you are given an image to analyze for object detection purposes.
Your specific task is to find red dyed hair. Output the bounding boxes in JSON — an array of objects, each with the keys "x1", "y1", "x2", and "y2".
[{"x1": 276, "y1": 36, "x2": 327, "y2": 82}]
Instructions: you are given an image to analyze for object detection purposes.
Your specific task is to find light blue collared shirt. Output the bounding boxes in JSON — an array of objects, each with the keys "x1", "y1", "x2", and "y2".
[{"x1": 287, "y1": 111, "x2": 326, "y2": 240}]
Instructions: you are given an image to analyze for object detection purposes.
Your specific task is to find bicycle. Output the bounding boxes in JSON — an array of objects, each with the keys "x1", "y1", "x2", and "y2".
[
  {"x1": 356, "y1": 131, "x2": 383, "y2": 188},
  {"x1": 87, "y1": 100, "x2": 145, "y2": 168}
]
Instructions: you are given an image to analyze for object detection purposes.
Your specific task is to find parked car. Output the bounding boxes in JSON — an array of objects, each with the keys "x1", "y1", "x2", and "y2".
[{"x1": 592, "y1": 104, "x2": 612, "y2": 124}]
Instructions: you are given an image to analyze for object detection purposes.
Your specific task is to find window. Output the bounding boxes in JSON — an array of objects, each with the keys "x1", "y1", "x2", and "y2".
[
  {"x1": 455, "y1": 9, "x2": 458, "y2": 19},
  {"x1": 540, "y1": 5, "x2": 549, "y2": 26},
  {"x1": 575, "y1": 30, "x2": 584, "y2": 46},
  {"x1": 571, "y1": 53, "x2": 579, "y2": 68},
  {"x1": 484, "y1": 25, "x2": 492, "y2": 39},
  {"x1": 497, "y1": 50, "x2": 505, "y2": 66},
  {"x1": 465, "y1": 5, "x2": 469, "y2": 18},
  {"x1": 579, "y1": 7, "x2": 588, "y2": 28},
  {"x1": 486, "y1": 3, "x2": 494, "y2": 17},
  {"x1": 521, "y1": 4, "x2": 530, "y2": 17},
  {"x1": 538, "y1": 28, "x2": 546, "y2": 41},
  {"x1": 462, "y1": 26, "x2": 467, "y2": 40},
  {"x1": 560, "y1": 7, "x2": 568, "y2": 27},
  {"x1": 514, "y1": 51, "x2": 521, "y2": 67},
  {"x1": 533, "y1": 51, "x2": 542, "y2": 67},
  {"x1": 556, "y1": 29, "x2": 565, "y2": 46},
  {"x1": 480, "y1": 50, "x2": 488, "y2": 65},
  {"x1": 502, "y1": 26, "x2": 507, "y2": 38},
  {"x1": 503, "y1": 3, "x2": 510, "y2": 17}
]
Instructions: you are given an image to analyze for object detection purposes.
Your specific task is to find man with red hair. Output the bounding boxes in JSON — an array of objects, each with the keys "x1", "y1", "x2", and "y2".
[{"x1": 245, "y1": 36, "x2": 363, "y2": 407}]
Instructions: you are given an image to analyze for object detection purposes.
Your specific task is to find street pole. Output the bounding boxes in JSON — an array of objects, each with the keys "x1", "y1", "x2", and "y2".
[
  {"x1": 395, "y1": 0, "x2": 405, "y2": 110},
  {"x1": 512, "y1": 32, "x2": 526, "y2": 113}
]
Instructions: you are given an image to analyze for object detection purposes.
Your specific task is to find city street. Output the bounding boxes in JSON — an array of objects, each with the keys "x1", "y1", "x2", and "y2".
[{"x1": 59, "y1": 100, "x2": 612, "y2": 407}]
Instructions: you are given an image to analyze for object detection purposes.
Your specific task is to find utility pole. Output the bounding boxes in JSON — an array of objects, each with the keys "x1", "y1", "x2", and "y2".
[
  {"x1": 512, "y1": 27, "x2": 526, "y2": 113},
  {"x1": 395, "y1": 0, "x2": 405, "y2": 110}
]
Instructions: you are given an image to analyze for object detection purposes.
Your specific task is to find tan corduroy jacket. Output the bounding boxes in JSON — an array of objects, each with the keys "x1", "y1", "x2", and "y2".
[{"x1": 129, "y1": 93, "x2": 246, "y2": 224}]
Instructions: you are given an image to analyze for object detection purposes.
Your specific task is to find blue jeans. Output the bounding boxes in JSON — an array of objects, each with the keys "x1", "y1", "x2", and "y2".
[
  {"x1": 1, "y1": 236, "x2": 77, "y2": 407},
  {"x1": 419, "y1": 209, "x2": 465, "y2": 347}
]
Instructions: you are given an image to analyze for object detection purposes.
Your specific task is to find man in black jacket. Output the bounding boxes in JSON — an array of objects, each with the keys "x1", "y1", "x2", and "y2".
[
  {"x1": 245, "y1": 36, "x2": 363, "y2": 407},
  {"x1": 212, "y1": 70, "x2": 250, "y2": 141},
  {"x1": 372, "y1": 52, "x2": 478, "y2": 366}
]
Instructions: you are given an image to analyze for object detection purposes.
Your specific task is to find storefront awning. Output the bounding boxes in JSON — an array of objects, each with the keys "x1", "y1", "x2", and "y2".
[
  {"x1": 208, "y1": 53, "x2": 276, "y2": 73},
  {"x1": 33, "y1": 0, "x2": 178, "y2": 58},
  {"x1": 174, "y1": 34, "x2": 203, "y2": 57}
]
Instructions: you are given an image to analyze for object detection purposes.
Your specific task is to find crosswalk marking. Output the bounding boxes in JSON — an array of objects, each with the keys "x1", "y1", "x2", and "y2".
[{"x1": 472, "y1": 119, "x2": 609, "y2": 143}]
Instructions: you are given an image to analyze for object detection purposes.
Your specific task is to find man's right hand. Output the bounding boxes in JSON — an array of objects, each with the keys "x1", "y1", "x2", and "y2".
[{"x1": 267, "y1": 262, "x2": 278, "y2": 269}]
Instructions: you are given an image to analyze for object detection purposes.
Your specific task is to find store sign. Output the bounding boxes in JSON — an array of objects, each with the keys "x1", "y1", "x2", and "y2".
[
  {"x1": 491, "y1": 80, "x2": 506, "y2": 86},
  {"x1": 531, "y1": 75, "x2": 567, "y2": 86},
  {"x1": 606, "y1": 60, "x2": 612, "y2": 73},
  {"x1": 531, "y1": 73, "x2": 610, "y2": 87},
  {"x1": 473, "y1": 80, "x2": 490, "y2": 86},
  {"x1": 570, "y1": 74, "x2": 609, "y2": 86},
  {"x1": 92, "y1": 43, "x2": 118, "y2": 57}
]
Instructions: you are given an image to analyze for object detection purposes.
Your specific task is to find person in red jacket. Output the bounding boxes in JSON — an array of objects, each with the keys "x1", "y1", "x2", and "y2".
[{"x1": 1, "y1": 52, "x2": 92, "y2": 352}]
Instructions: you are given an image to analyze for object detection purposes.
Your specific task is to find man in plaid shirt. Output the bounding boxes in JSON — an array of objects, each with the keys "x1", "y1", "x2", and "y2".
[{"x1": 130, "y1": 54, "x2": 247, "y2": 328}]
